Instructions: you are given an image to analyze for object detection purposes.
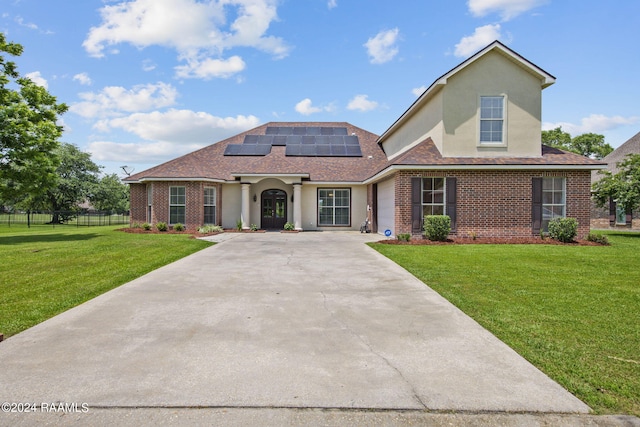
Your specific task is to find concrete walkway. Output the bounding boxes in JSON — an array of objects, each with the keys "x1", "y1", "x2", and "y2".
[{"x1": 0, "y1": 232, "x2": 636, "y2": 426}]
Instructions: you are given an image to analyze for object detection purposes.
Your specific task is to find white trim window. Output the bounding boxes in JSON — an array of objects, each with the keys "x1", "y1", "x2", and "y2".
[
  {"x1": 318, "y1": 188, "x2": 350, "y2": 226},
  {"x1": 169, "y1": 186, "x2": 186, "y2": 225},
  {"x1": 479, "y1": 95, "x2": 505, "y2": 144},
  {"x1": 542, "y1": 177, "x2": 565, "y2": 231},
  {"x1": 422, "y1": 177, "x2": 445, "y2": 216},
  {"x1": 204, "y1": 187, "x2": 216, "y2": 225}
]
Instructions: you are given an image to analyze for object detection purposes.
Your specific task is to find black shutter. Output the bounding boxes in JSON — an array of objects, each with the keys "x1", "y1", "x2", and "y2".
[
  {"x1": 446, "y1": 177, "x2": 457, "y2": 232},
  {"x1": 532, "y1": 177, "x2": 543, "y2": 234},
  {"x1": 411, "y1": 177, "x2": 422, "y2": 233},
  {"x1": 626, "y1": 207, "x2": 633, "y2": 226},
  {"x1": 609, "y1": 197, "x2": 616, "y2": 226}
]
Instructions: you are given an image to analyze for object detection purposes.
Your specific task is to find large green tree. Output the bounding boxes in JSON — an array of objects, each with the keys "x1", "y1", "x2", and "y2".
[
  {"x1": 0, "y1": 33, "x2": 68, "y2": 204},
  {"x1": 90, "y1": 173, "x2": 129, "y2": 213},
  {"x1": 40, "y1": 143, "x2": 101, "y2": 223},
  {"x1": 592, "y1": 154, "x2": 640, "y2": 213},
  {"x1": 542, "y1": 127, "x2": 613, "y2": 159}
]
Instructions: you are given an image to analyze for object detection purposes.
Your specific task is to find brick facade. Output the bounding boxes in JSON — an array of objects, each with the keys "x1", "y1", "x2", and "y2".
[
  {"x1": 129, "y1": 181, "x2": 222, "y2": 229},
  {"x1": 391, "y1": 169, "x2": 592, "y2": 239}
]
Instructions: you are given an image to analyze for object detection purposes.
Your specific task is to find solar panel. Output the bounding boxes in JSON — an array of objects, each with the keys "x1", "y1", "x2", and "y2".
[{"x1": 226, "y1": 127, "x2": 361, "y2": 157}]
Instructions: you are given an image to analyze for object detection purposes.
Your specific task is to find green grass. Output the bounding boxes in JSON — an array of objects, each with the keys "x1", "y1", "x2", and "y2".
[
  {"x1": 0, "y1": 225, "x2": 213, "y2": 338},
  {"x1": 370, "y1": 232, "x2": 640, "y2": 416}
]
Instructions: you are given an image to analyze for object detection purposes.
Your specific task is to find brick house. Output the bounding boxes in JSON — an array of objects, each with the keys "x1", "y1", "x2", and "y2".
[
  {"x1": 125, "y1": 41, "x2": 604, "y2": 238},
  {"x1": 591, "y1": 130, "x2": 640, "y2": 230}
]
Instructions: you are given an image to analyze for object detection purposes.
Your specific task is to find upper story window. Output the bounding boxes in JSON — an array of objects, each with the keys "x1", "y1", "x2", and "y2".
[{"x1": 479, "y1": 96, "x2": 505, "y2": 144}]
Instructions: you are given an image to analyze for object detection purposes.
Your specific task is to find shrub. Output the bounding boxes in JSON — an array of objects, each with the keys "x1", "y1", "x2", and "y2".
[
  {"x1": 586, "y1": 232, "x2": 610, "y2": 245},
  {"x1": 284, "y1": 222, "x2": 295, "y2": 231},
  {"x1": 142, "y1": 222, "x2": 152, "y2": 231},
  {"x1": 423, "y1": 215, "x2": 451, "y2": 241},
  {"x1": 155, "y1": 222, "x2": 168, "y2": 232},
  {"x1": 197, "y1": 224, "x2": 223, "y2": 233},
  {"x1": 131, "y1": 222, "x2": 142, "y2": 229},
  {"x1": 173, "y1": 223, "x2": 185, "y2": 232},
  {"x1": 397, "y1": 233, "x2": 411, "y2": 242},
  {"x1": 548, "y1": 217, "x2": 578, "y2": 243},
  {"x1": 236, "y1": 218, "x2": 243, "y2": 231},
  {"x1": 250, "y1": 223, "x2": 258, "y2": 231}
]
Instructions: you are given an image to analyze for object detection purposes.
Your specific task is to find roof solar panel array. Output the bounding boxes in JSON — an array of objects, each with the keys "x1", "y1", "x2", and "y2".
[{"x1": 224, "y1": 126, "x2": 362, "y2": 157}]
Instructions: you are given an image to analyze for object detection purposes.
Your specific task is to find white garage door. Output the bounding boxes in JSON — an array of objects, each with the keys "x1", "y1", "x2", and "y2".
[{"x1": 376, "y1": 178, "x2": 395, "y2": 236}]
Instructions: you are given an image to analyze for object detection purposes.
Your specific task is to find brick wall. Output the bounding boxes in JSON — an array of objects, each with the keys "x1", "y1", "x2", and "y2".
[
  {"x1": 128, "y1": 181, "x2": 221, "y2": 229},
  {"x1": 392, "y1": 169, "x2": 593, "y2": 239}
]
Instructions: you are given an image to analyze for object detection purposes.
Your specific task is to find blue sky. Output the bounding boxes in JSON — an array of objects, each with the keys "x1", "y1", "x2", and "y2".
[{"x1": 2, "y1": 0, "x2": 639, "y2": 177}]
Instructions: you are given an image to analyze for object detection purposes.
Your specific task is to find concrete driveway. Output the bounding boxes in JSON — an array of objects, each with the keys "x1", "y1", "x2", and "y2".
[{"x1": 1, "y1": 231, "x2": 618, "y2": 425}]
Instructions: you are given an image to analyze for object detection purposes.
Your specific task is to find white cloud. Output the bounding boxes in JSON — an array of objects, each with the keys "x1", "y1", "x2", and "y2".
[
  {"x1": 142, "y1": 59, "x2": 156, "y2": 72},
  {"x1": 454, "y1": 24, "x2": 502, "y2": 57},
  {"x1": 543, "y1": 114, "x2": 640, "y2": 135},
  {"x1": 347, "y1": 94, "x2": 378, "y2": 112},
  {"x1": 87, "y1": 111, "x2": 260, "y2": 163},
  {"x1": 174, "y1": 55, "x2": 246, "y2": 79},
  {"x1": 83, "y1": 0, "x2": 290, "y2": 79},
  {"x1": 328, "y1": 0, "x2": 337, "y2": 9},
  {"x1": 468, "y1": 0, "x2": 547, "y2": 21},
  {"x1": 294, "y1": 98, "x2": 335, "y2": 116},
  {"x1": 70, "y1": 82, "x2": 179, "y2": 118},
  {"x1": 97, "y1": 109, "x2": 260, "y2": 143},
  {"x1": 364, "y1": 28, "x2": 400, "y2": 64},
  {"x1": 412, "y1": 86, "x2": 427, "y2": 97},
  {"x1": 25, "y1": 71, "x2": 48, "y2": 88},
  {"x1": 73, "y1": 72, "x2": 92, "y2": 86}
]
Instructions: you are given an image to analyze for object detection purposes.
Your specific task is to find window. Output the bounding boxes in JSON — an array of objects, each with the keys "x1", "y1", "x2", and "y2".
[
  {"x1": 147, "y1": 184, "x2": 153, "y2": 223},
  {"x1": 204, "y1": 187, "x2": 216, "y2": 224},
  {"x1": 542, "y1": 177, "x2": 565, "y2": 231},
  {"x1": 318, "y1": 189, "x2": 350, "y2": 226},
  {"x1": 169, "y1": 186, "x2": 186, "y2": 224},
  {"x1": 422, "y1": 178, "x2": 445, "y2": 216},
  {"x1": 479, "y1": 96, "x2": 504, "y2": 144}
]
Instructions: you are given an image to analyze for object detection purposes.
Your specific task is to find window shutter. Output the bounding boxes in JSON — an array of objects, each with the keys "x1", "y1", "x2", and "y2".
[
  {"x1": 532, "y1": 178, "x2": 543, "y2": 234},
  {"x1": 411, "y1": 178, "x2": 422, "y2": 233},
  {"x1": 446, "y1": 177, "x2": 457, "y2": 232},
  {"x1": 609, "y1": 198, "x2": 616, "y2": 227},
  {"x1": 626, "y1": 208, "x2": 632, "y2": 226}
]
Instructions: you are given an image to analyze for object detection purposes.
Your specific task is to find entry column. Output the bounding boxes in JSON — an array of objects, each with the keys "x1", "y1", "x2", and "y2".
[
  {"x1": 293, "y1": 183, "x2": 302, "y2": 231},
  {"x1": 241, "y1": 183, "x2": 251, "y2": 230}
]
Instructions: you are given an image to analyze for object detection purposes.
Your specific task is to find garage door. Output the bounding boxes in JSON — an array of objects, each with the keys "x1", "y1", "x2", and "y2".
[{"x1": 376, "y1": 178, "x2": 395, "y2": 236}]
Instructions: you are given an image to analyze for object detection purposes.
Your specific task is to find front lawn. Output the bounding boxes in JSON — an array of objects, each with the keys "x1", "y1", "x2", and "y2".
[
  {"x1": 370, "y1": 232, "x2": 639, "y2": 416},
  {"x1": 0, "y1": 225, "x2": 213, "y2": 338}
]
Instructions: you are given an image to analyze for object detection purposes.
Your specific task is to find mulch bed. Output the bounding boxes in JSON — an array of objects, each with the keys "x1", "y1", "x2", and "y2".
[{"x1": 376, "y1": 237, "x2": 602, "y2": 246}]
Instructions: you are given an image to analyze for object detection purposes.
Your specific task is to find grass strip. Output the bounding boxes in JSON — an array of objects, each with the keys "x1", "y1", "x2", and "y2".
[{"x1": 369, "y1": 232, "x2": 640, "y2": 416}]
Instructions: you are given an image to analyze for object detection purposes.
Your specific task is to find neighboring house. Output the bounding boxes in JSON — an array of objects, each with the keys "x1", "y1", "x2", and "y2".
[
  {"x1": 591, "y1": 131, "x2": 640, "y2": 230},
  {"x1": 125, "y1": 41, "x2": 604, "y2": 238}
]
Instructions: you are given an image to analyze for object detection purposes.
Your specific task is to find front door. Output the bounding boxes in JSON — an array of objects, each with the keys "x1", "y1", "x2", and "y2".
[{"x1": 261, "y1": 189, "x2": 287, "y2": 229}]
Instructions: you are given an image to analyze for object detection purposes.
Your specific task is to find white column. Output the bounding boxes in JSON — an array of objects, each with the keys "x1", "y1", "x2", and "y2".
[
  {"x1": 293, "y1": 183, "x2": 302, "y2": 231},
  {"x1": 241, "y1": 183, "x2": 251, "y2": 230}
]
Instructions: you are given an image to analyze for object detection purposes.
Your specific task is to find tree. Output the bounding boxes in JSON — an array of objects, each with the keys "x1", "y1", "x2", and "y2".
[
  {"x1": 542, "y1": 127, "x2": 572, "y2": 151},
  {"x1": 40, "y1": 143, "x2": 101, "y2": 223},
  {"x1": 91, "y1": 174, "x2": 129, "y2": 213},
  {"x1": 0, "y1": 33, "x2": 68, "y2": 204},
  {"x1": 542, "y1": 127, "x2": 613, "y2": 159},
  {"x1": 571, "y1": 133, "x2": 613, "y2": 160},
  {"x1": 592, "y1": 154, "x2": 640, "y2": 213}
]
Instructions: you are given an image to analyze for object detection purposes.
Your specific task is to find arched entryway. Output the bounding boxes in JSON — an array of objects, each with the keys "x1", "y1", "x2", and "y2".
[{"x1": 261, "y1": 189, "x2": 287, "y2": 229}]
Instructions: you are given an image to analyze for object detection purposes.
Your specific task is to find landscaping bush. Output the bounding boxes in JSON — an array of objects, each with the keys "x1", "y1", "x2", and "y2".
[
  {"x1": 548, "y1": 217, "x2": 578, "y2": 243},
  {"x1": 142, "y1": 222, "x2": 152, "y2": 231},
  {"x1": 586, "y1": 232, "x2": 610, "y2": 245},
  {"x1": 423, "y1": 215, "x2": 451, "y2": 241},
  {"x1": 173, "y1": 223, "x2": 185, "y2": 232},
  {"x1": 283, "y1": 222, "x2": 295, "y2": 231},
  {"x1": 250, "y1": 223, "x2": 258, "y2": 231},
  {"x1": 155, "y1": 222, "x2": 168, "y2": 232},
  {"x1": 197, "y1": 224, "x2": 223, "y2": 233},
  {"x1": 397, "y1": 233, "x2": 411, "y2": 242}
]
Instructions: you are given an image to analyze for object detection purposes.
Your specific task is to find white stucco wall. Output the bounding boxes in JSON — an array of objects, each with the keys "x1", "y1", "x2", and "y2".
[
  {"x1": 442, "y1": 51, "x2": 542, "y2": 157},
  {"x1": 381, "y1": 89, "x2": 444, "y2": 159},
  {"x1": 376, "y1": 177, "x2": 395, "y2": 236},
  {"x1": 220, "y1": 184, "x2": 241, "y2": 229}
]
